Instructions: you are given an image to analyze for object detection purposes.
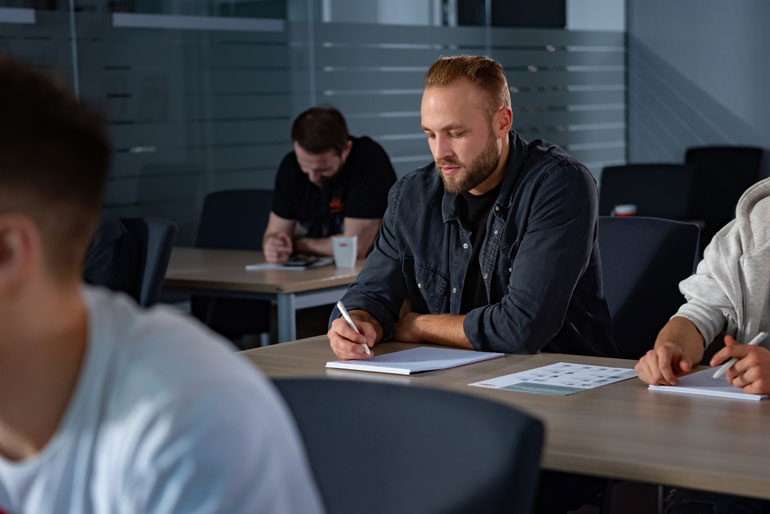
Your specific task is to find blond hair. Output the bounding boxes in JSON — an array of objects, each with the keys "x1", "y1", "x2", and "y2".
[{"x1": 424, "y1": 55, "x2": 511, "y2": 116}]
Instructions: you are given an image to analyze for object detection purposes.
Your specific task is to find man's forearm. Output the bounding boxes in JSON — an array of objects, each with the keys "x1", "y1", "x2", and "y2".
[
  {"x1": 294, "y1": 237, "x2": 333, "y2": 256},
  {"x1": 402, "y1": 313, "x2": 473, "y2": 349},
  {"x1": 656, "y1": 316, "x2": 706, "y2": 363}
]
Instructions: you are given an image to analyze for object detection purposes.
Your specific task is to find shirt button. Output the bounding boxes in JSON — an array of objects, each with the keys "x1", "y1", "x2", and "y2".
[
  {"x1": 508, "y1": 267, "x2": 512, "y2": 272},
  {"x1": 417, "y1": 283, "x2": 422, "y2": 289},
  {"x1": 483, "y1": 273, "x2": 488, "y2": 280},
  {"x1": 494, "y1": 205, "x2": 500, "y2": 212},
  {"x1": 463, "y1": 243, "x2": 469, "y2": 249},
  {"x1": 494, "y1": 229, "x2": 499, "y2": 235},
  {"x1": 452, "y1": 287, "x2": 457, "y2": 294}
]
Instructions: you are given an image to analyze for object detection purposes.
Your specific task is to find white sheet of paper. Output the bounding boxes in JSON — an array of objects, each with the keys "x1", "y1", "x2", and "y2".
[
  {"x1": 649, "y1": 367, "x2": 768, "y2": 401},
  {"x1": 325, "y1": 347, "x2": 503, "y2": 375},
  {"x1": 245, "y1": 257, "x2": 333, "y2": 271},
  {"x1": 469, "y1": 362, "x2": 637, "y2": 395}
]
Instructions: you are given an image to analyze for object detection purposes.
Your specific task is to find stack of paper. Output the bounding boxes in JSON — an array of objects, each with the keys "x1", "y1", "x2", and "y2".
[
  {"x1": 325, "y1": 347, "x2": 503, "y2": 375},
  {"x1": 649, "y1": 368, "x2": 768, "y2": 401}
]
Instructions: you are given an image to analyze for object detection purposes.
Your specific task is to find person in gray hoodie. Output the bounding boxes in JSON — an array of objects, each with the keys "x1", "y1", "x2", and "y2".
[
  {"x1": 637, "y1": 175, "x2": 770, "y2": 392},
  {"x1": 636, "y1": 176, "x2": 770, "y2": 514}
]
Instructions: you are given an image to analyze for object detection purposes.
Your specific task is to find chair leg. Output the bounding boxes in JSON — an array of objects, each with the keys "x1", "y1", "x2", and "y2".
[
  {"x1": 599, "y1": 479, "x2": 614, "y2": 514},
  {"x1": 657, "y1": 485, "x2": 665, "y2": 514},
  {"x1": 260, "y1": 332, "x2": 272, "y2": 347}
]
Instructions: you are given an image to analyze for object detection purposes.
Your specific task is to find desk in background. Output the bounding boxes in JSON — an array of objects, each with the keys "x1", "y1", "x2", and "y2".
[
  {"x1": 164, "y1": 247, "x2": 363, "y2": 342},
  {"x1": 243, "y1": 336, "x2": 770, "y2": 501}
]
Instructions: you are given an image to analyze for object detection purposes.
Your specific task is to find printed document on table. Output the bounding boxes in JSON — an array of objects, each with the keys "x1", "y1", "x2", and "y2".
[
  {"x1": 649, "y1": 368, "x2": 768, "y2": 401},
  {"x1": 470, "y1": 362, "x2": 637, "y2": 395},
  {"x1": 326, "y1": 347, "x2": 503, "y2": 375}
]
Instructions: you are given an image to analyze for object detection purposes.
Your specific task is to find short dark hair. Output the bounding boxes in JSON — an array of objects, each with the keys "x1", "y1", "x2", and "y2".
[
  {"x1": 0, "y1": 55, "x2": 111, "y2": 280},
  {"x1": 425, "y1": 55, "x2": 511, "y2": 118},
  {"x1": 291, "y1": 106, "x2": 349, "y2": 155}
]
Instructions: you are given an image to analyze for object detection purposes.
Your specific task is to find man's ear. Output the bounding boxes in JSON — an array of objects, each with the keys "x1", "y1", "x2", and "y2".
[
  {"x1": 0, "y1": 215, "x2": 38, "y2": 292},
  {"x1": 494, "y1": 106, "x2": 513, "y2": 137},
  {"x1": 340, "y1": 139, "x2": 353, "y2": 161}
]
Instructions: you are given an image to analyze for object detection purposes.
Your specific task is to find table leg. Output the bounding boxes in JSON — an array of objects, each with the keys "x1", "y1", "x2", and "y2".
[{"x1": 276, "y1": 293, "x2": 297, "y2": 342}]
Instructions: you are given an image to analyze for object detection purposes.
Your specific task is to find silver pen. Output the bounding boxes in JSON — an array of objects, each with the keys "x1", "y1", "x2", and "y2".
[
  {"x1": 712, "y1": 331, "x2": 767, "y2": 379},
  {"x1": 336, "y1": 300, "x2": 371, "y2": 356}
]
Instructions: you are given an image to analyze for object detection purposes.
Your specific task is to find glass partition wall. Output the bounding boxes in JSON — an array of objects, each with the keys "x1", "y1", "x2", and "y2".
[{"x1": 0, "y1": 1, "x2": 625, "y2": 244}]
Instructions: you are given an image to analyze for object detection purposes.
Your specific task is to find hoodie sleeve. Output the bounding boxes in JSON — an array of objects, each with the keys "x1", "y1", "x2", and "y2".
[{"x1": 674, "y1": 220, "x2": 740, "y2": 347}]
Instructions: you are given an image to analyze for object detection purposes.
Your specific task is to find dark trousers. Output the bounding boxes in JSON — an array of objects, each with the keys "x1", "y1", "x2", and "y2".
[{"x1": 535, "y1": 471, "x2": 608, "y2": 514}]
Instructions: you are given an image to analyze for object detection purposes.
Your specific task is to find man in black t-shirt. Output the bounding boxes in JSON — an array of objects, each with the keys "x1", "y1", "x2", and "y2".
[{"x1": 263, "y1": 107, "x2": 396, "y2": 263}]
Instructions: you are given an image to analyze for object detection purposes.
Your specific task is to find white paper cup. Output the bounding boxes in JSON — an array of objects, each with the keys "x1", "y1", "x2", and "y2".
[
  {"x1": 611, "y1": 204, "x2": 637, "y2": 217},
  {"x1": 332, "y1": 236, "x2": 357, "y2": 268}
]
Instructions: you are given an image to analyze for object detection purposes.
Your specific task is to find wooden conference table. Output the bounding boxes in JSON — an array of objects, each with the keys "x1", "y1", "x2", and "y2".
[
  {"x1": 163, "y1": 247, "x2": 364, "y2": 342},
  {"x1": 243, "y1": 336, "x2": 770, "y2": 500}
]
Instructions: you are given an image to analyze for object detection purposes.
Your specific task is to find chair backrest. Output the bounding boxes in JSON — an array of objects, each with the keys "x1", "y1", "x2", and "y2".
[
  {"x1": 274, "y1": 378, "x2": 544, "y2": 514},
  {"x1": 685, "y1": 145, "x2": 763, "y2": 180},
  {"x1": 120, "y1": 217, "x2": 177, "y2": 307},
  {"x1": 196, "y1": 189, "x2": 273, "y2": 250},
  {"x1": 599, "y1": 164, "x2": 698, "y2": 220},
  {"x1": 685, "y1": 145, "x2": 764, "y2": 247},
  {"x1": 598, "y1": 217, "x2": 700, "y2": 359}
]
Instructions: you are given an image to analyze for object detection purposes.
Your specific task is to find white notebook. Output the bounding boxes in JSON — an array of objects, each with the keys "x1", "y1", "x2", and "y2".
[
  {"x1": 648, "y1": 368, "x2": 768, "y2": 401},
  {"x1": 325, "y1": 347, "x2": 503, "y2": 375}
]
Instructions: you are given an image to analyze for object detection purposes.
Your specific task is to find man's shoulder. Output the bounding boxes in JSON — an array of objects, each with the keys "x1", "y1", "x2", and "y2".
[
  {"x1": 277, "y1": 149, "x2": 302, "y2": 176},
  {"x1": 85, "y1": 287, "x2": 269, "y2": 401},
  {"x1": 524, "y1": 138, "x2": 591, "y2": 175},
  {"x1": 347, "y1": 135, "x2": 396, "y2": 176},
  {"x1": 516, "y1": 137, "x2": 596, "y2": 193},
  {"x1": 351, "y1": 135, "x2": 385, "y2": 153},
  {"x1": 390, "y1": 162, "x2": 442, "y2": 201},
  {"x1": 87, "y1": 293, "x2": 321, "y2": 513}
]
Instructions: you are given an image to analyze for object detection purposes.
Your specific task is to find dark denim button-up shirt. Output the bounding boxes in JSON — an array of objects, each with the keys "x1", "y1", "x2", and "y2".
[{"x1": 332, "y1": 131, "x2": 617, "y2": 357}]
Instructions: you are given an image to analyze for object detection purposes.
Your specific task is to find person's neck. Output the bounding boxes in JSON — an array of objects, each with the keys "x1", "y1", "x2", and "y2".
[
  {"x1": 469, "y1": 134, "x2": 511, "y2": 196},
  {"x1": 0, "y1": 283, "x2": 88, "y2": 461}
]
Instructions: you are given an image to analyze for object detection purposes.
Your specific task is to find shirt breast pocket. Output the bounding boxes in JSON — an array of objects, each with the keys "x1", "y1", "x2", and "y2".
[{"x1": 403, "y1": 257, "x2": 449, "y2": 313}]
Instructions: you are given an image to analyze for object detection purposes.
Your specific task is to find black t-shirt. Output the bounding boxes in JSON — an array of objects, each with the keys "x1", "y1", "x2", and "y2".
[
  {"x1": 460, "y1": 184, "x2": 501, "y2": 314},
  {"x1": 271, "y1": 136, "x2": 397, "y2": 238}
]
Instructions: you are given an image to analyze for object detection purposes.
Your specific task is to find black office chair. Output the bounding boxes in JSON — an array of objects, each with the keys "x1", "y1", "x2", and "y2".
[
  {"x1": 121, "y1": 217, "x2": 177, "y2": 307},
  {"x1": 598, "y1": 216, "x2": 700, "y2": 359},
  {"x1": 599, "y1": 164, "x2": 699, "y2": 220},
  {"x1": 274, "y1": 378, "x2": 544, "y2": 514},
  {"x1": 685, "y1": 145, "x2": 764, "y2": 249},
  {"x1": 191, "y1": 189, "x2": 273, "y2": 344},
  {"x1": 593, "y1": 217, "x2": 699, "y2": 514},
  {"x1": 195, "y1": 189, "x2": 273, "y2": 250}
]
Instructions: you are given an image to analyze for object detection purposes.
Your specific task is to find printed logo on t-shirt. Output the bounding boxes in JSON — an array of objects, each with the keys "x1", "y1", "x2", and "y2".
[{"x1": 329, "y1": 197, "x2": 345, "y2": 213}]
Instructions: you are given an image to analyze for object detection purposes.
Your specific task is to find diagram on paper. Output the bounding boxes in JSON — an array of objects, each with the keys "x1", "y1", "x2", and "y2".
[{"x1": 470, "y1": 362, "x2": 637, "y2": 395}]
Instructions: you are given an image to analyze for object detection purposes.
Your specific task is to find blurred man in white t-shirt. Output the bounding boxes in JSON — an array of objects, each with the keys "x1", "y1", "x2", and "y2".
[{"x1": 0, "y1": 55, "x2": 324, "y2": 514}]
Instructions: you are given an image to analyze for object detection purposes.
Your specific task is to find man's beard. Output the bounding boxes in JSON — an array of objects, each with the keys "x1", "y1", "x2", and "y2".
[
  {"x1": 315, "y1": 169, "x2": 342, "y2": 188},
  {"x1": 437, "y1": 134, "x2": 499, "y2": 194}
]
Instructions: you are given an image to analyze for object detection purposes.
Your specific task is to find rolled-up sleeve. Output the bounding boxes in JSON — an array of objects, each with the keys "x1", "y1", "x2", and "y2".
[
  {"x1": 463, "y1": 165, "x2": 598, "y2": 353},
  {"x1": 329, "y1": 181, "x2": 407, "y2": 339}
]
